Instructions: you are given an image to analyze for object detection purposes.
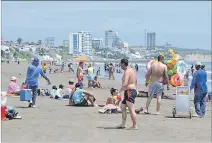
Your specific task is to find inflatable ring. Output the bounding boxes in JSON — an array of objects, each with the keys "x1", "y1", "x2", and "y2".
[{"x1": 169, "y1": 73, "x2": 183, "y2": 87}]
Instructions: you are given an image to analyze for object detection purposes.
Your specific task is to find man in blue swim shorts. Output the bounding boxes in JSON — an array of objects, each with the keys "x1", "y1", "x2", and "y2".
[{"x1": 117, "y1": 59, "x2": 137, "y2": 130}]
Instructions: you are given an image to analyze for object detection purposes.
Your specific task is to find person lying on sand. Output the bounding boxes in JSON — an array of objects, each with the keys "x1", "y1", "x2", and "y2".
[
  {"x1": 92, "y1": 76, "x2": 103, "y2": 89},
  {"x1": 1, "y1": 92, "x2": 21, "y2": 120},
  {"x1": 71, "y1": 82, "x2": 96, "y2": 107}
]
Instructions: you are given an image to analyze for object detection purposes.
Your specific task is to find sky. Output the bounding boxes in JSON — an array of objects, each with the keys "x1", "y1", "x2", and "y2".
[{"x1": 1, "y1": 1, "x2": 211, "y2": 50}]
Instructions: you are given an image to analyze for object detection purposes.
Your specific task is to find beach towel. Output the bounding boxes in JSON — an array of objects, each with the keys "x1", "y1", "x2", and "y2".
[{"x1": 98, "y1": 104, "x2": 121, "y2": 114}]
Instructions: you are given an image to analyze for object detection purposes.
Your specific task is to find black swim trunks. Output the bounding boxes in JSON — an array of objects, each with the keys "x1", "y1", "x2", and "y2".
[
  {"x1": 74, "y1": 98, "x2": 88, "y2": 106},
  {"x1": 122, "y1": 89, "x2": 137, "y2": 104}
]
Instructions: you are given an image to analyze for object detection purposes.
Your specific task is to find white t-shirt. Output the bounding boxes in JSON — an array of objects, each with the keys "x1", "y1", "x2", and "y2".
[{"x1": 55, "y1": 88, "x2": 63, "y2": 98}]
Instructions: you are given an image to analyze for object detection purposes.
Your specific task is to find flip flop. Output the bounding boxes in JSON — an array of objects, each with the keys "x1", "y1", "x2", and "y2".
[
  {"x1": 155, "y1": 112, "x2": 161, "y2": 115},
  {"x1": 116, "y1": 125, "x2": 126, "y2": 129},
  {"x1": 126, "y1": 126, "x2": 138, "y2": 130},
  {"x1": 144, "y1": 111, "x2": 150, "y2": 114}
]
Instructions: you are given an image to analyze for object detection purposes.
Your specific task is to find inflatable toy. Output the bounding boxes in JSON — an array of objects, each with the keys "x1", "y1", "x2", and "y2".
[
  {"x1": 144, "y1": 49, "x2": 186, "y2": 87},
  {"x1": 169, "y1": 73, "x2": 183, "y2": 87}
]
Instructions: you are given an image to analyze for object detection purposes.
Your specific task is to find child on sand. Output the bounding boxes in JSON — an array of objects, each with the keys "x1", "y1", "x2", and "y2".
[
  {"x1": 92, "y1": 76, "x2": 102, "y2": 88},
  {"x1": 99, "y1": 88, "x2": 143, "y2": 114},
  {"x1": 55, "y1": 84, "x2": 64, "y2": 99},
  {"x1": 105, "y1": 88, "x2": 122, "y2": 106},
  {"x1": 99, "y1": 88, "x2": 122, "y2": 113}
]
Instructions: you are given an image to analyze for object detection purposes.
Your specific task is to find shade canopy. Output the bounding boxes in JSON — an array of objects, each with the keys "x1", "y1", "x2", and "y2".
[{"x1": 74, "y1": 57, "x2": 88, "y2": 62}]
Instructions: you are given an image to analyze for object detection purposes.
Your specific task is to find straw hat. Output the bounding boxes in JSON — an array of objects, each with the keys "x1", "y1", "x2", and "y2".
[{"x1": 11, "y1": 76, "x2": 18, "y2": 81}]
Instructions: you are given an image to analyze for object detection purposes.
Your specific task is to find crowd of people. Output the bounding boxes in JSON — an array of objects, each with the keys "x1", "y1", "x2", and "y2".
[{"x1": 2, "y1": 56, "x2": 210, "y2": 130}]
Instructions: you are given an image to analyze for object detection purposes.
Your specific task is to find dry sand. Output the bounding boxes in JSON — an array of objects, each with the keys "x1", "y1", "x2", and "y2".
[{"x1": 1, "y1": 61, "x2": 211, "y2": 142}]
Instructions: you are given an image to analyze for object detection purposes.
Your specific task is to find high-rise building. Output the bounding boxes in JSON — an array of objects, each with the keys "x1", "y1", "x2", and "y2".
[
  {"x1": 92, "y1": 38, "x2": 103, "y2": 49},
  {"x1": 69, "y1": 33, "x2": 82, "y2": 55},
  {"x1": 69, "y1": 31, "x2": 92, "y2": 56},
  {"x1": 147, "y1": 32, "x2": 156, "y2": 50},
  {"x1": 62, "y1": 40, "x2": 69, "y2": 48},
  {"x1": 105, "y1": 30, "x2": 119, "y2": 49}
]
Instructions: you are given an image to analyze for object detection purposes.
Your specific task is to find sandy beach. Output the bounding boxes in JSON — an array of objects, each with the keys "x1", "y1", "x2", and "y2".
[{"x1": 1, "y1": 61, "x2": 211, "y2": 142}]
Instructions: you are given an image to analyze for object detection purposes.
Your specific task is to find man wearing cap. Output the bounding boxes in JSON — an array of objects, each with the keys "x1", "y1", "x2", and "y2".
[
  {"x1": 25, "y1": 57, "x2": 51, "y2": 108},
  {"x1": 7, "y1": 76, "x2": 20, "y2": 95},
  {"x1": 71, "y1": 82, "x2": 96, "y2": 106},
  {"x1": 190, "y1": 62, "x2": 208, "y2": 118}
]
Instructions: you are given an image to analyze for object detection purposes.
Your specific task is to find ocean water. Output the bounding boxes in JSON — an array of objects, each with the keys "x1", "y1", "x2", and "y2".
[{"x1": 93, "y1": 62, "x2": 212, "y2": 92}]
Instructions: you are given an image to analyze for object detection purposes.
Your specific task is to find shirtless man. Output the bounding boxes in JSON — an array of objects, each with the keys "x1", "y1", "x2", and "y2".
[
  {"x1": 77, "y1": 62, "x2": 84, "y2": 82},
  {"x1": 117, "y1": 59, "x2": 137, "y2": 130},
  {"x1": 144, "y1": 55, "x2": 169, "y2": 115}
]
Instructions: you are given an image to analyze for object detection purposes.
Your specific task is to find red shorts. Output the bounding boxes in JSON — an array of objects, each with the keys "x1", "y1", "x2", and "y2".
[{"x1": 78, "y1": 76, "x2": 84, "y2": 82}]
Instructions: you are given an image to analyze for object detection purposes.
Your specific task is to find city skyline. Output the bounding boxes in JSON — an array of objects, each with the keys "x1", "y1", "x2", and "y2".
[{"x1": 2, "y1": 1, "x2": 211, "y2": 50}]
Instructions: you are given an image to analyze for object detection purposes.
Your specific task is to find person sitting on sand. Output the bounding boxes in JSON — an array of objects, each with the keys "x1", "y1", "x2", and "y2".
[
  {"x1": 21, "y1": 82, "x2": 27, "y2": 89},
  {"x1": 7, "y1": 76, "x2": 20, "y2": 95},
  {"x1": 49, "y1": 85, "x2": 57, "y2": 98},
  {"x1": 63, "y1": 80, "x2": 75, "y2": 99},
  {"x1": 106, "y1": 88, "x2": 122, "y2": 106},
  {"x1": 55, "y1": 84, "x2": 64, "y2": 99},
  {"x1": 1, "y1": 91, "x2": 20, "y2": 120},
  {"x1": 92, "y1": 76, "x2": 102, "y2": 88},
  {"x1": 71, "y1": 82, "x2": 96, "y2": 106},
  {"x1": 66, "y1": 80, "x2": 75, "y2": 90}
]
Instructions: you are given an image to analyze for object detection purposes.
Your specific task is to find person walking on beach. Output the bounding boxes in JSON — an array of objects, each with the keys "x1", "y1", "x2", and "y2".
[
  {"x1": 144, "y1": 55, "x2": 169, "y2": 115},
  {"x1": 25, "y1": 57, "x2": 51, "y2": 108},
  {"x1": 135, "y1": 63, "x2": 138, "y2": 72},
  {"x1": 190, "y1": 62, "x2": 208, "y2": 118},
  {"x1": 96, "y1": 67, "x2": 101, "y2": 76},
  {"x1": 61, "y1": 62, "x2": 65, "y2": 73},
  {"x1": 108, "y1": 63, "x2": 115, "y2": 80},
  {"x1": 117, "y1": 59, "x2": 137, "y2": 130},
  {"x1": 191, "y1": 64, "x2": 194, "y2": 75}
]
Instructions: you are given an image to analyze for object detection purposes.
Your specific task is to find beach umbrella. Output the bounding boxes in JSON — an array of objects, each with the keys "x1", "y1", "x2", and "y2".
[{"x1": 74, "y1": 57, "x2": 88, "y2": 62}]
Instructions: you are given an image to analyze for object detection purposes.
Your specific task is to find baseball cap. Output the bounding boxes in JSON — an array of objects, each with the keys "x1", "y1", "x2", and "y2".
[
  {"x1": 75, "y1": 82, "x2": 84, "y2": 87},
  {"x1": 11, "y1": 76, "x2": 18, "y2": 81}
]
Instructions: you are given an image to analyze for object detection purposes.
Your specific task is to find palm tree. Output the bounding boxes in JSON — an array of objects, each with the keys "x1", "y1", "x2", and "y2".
[
  {"x1": 13, "y1": 52, "x2": 18, "y2": 58},
  {"x1": 17, "y1": 38, "x2": 22, "y2": 45}
]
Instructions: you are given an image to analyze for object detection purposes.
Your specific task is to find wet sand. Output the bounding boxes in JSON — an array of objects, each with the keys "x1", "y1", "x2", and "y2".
[{"x1": 1, "y1": 61, "x2": 211, "y2": 142}]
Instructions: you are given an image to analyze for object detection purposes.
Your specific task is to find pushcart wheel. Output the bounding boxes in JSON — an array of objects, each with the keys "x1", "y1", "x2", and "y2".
[{"x1": 172, "y1": 107, "x2": 176, "y2": 118}]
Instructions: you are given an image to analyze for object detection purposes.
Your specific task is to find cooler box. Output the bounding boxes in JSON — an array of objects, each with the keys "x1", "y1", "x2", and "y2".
[{"x1": 20, "y1": 89, "x2": 32, "y2": 101}]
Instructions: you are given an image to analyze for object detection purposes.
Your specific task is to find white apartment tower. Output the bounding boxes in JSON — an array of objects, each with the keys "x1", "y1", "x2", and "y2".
[{"x1": 69, "y1": 31, "x2": 92, "y2": 56}]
